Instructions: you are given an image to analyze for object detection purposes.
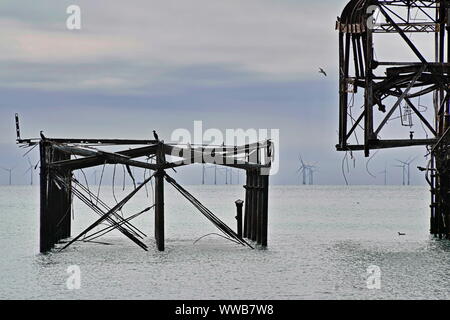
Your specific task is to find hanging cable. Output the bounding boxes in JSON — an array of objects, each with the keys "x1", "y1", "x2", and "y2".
[
  {"x1": 112, "y1": 164, "x2": 119, "y2": 204},
  {"x1": 122, "y1": 164, "x2": 126, "y2": 191},
  {"x1": 342, "y1": 151, "x2": 349, "y2": 186},
  {"x1": 366, "y1": 150, "x2": 379, "y2": 178},
  {"x1": 95, "y1": 162, "x2": 106, "y2": 206},
  {"x1": 193, "y1": 233, "x2": 241, "y2": 246}
]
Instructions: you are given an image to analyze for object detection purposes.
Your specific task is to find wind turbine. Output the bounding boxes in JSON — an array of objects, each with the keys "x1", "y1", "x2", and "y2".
[
  {"x1": 394, "y1": 163, "x2": 407, "y2": 185},
  {"x1": 202, "y1": 164, "x2": 218, "y2": 185},
  {"x1": 379, "y1": 163, "x2": 388, "y2": 185},
  {"x1": 297, "y1": 156, "x2": 308, "y2": 185},
  {"x1": 217, "y1": 167, "x2": 231, "y2": 185},
  {"x1": 25, "y1": 157, "x2": 34, "y2": 186},
  {"x1": 1, "y1": 166, "x2": 15, "y2": 186},
  {"x1": 396, "y1": 157, "x2": 417, "y2": 186},
  {"x1": 308, "y1": 164, "x2": 318, "y2": 185},
  {"x1": 297, "y1": 155, "x2": 318, "y2": 185}
]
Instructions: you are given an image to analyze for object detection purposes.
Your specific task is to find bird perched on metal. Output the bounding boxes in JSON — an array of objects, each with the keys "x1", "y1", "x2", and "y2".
[
  {"x1": 153, "y1": 130, "x2": 159, "y2": 141},
  {"x1": 40, "y1": 131, "x2": 46, "y2": 141},
  {"x1": 319, "y1": 68, "x2": 327, "y2": 77}
]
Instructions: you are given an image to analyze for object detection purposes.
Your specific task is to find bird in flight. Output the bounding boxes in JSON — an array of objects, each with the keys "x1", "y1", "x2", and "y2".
[
  {"x1": 153, "y1": 130, "x2": 159, "y2": 141},
  {"x1": 319, "y1": 68, "x2": 327, "y2": 77},
  {"x1": 398, "y1": 232, "x2": 406, "y2": 236}
]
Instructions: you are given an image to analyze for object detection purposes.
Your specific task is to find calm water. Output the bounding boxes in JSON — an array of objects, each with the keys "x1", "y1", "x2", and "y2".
[{"x1": 0, "y1": 185, "x2": 449, "y2": 300}]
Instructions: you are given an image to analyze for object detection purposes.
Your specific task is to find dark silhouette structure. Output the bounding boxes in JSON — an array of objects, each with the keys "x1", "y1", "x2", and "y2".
[
  {"x1": 336, "y1": 1, "x2": 450, "y2": 238},
  {"x1": 15, "y1": 115, "x2": 273, "y2": 253}
]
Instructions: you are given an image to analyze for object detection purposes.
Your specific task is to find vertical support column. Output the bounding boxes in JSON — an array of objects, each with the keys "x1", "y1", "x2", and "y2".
[
  {"x1": 338, "y1": 31, "x2": 348, "y2": 149},
  {"x1": 155, "y1": 143, "x2": 165, "y2": 251},
  {"x1": 39, "y1": 141, "x2": 72, "y2": 253},
  {"x1": 243, "y1": 170, "x2": 250, "y2": 239},
  {"x1": 39, "y1": 141, "x2": 50, "y2": 253},
  {"x1": 438, "y1": 1, "x2": 446, "y2": 135},
  {"x1": 256, "y1": 171, "x2": 262, "y2": 245},
  {"x1": 445, "y1": 6, "x2": 450, "y2": 131},
  {"x1": 251, "y1": 170, "x2": 257, "y2": 241},
  {"x1": 434, "y1": 140, "x2": 450, "y2": 239},
  {"x1": 235, "y1": 200, "x2": 244, "y2": 239},
  {"x1": 243, "y1": 145, "x2": 251, "y2": 239},
  {"x1": 364, "y1": 25, "x2": 374, "y2": 157},
  {"x1": 253, "y1": 144, "x2": 261, "y2": 242},
  {"x1": 431, "y1": 3, "x2": 440, "y2": 237},
  {"x1": 430, "y1": 155, "x2": 437, "y2": 236},
  {"x1": 436, "y1": 152, "x2": 443, "y2": 238},
  {"x1": 256, "y1": 144, "x2": 263, "y2": 245},
  {"x1": 155, "y1": 170, "x2": 165, "y2": 251},
  {"x1": 261, "y1": 173, "x2": 269, "y2": 247},
  {"x1": 444, "y1": 4, "x2": 450, "y2": 238}
]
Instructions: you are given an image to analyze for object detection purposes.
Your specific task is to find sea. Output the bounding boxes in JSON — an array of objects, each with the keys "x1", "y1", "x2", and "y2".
[{"x1": 0, "y1": 185, "x2": 449, "y2": 300}]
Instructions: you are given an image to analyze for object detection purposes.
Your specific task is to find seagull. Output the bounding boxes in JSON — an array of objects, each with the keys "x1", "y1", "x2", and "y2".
[
  {"x1": 153, "y1": 130, "x2": 159, "y2": 141},
  {"x1": 319, "y1": 68, "x2": 327, "y2": 77},
  {"x1": 398, "y1": 232, "x2": 406, "y2": 236},
  {"x1": 40, "y1": 131, "x2": 46, "y2": 141}
]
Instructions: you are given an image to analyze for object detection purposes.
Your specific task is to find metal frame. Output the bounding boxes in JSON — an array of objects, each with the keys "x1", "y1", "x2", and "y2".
[
  {"x1": 17, "y1": 132, "x2": 273, "y2": 252},
  {"x1": 336, "y1": 0, "x2": 450, "y2": 238}
]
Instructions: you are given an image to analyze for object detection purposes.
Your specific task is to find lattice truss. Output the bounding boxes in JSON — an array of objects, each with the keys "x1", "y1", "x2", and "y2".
[
  {"x1": 336, "y1": 0, "x2": 450, "y2": 156},
  {"x1": 17, "y1": 133, "x2": 273, "y2": 252}
]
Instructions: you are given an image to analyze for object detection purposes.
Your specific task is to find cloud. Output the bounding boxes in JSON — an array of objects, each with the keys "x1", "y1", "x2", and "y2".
[
  {"x1": 0, "y1": 18, "x2": 142, "y2": 65},
  {"x1": 0, "y1": 1, "x2": 340, "y2": 93}
]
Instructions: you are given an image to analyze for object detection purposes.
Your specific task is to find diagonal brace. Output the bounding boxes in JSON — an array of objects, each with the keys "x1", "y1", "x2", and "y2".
[
  {"x1": 375, "y1": 65, "x2": 426, "y2": 136},
  {"x1": 59, "y1": 172, "x2": 157, "y2": 252}
]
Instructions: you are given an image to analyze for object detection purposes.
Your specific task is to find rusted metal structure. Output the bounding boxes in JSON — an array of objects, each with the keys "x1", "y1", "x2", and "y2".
[
  {"x1": 336, "y1": 0, "x2": 450, "y2": 238},
  {"x1": 16, "y1": 115, "x2": 273, "y2": 252}
]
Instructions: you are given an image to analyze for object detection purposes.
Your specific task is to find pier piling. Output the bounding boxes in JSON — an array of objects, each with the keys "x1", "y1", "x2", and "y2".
[
  {"x1": 155, "y1": 143, "x2": 165, "y2": 251},
  {"x1": 242, "y1": 168, "x2": 269, "y2": 248},
  {"x1": 155, "y1": 169, "x2": 165, "y2": 251},
  {"x1": 235, "y1": 200, "x2": 244, "y2": 239},
  {"x1": 251, "y1": 170, "x2": 258, "y2": 242},
  {"x1": 39, "y1": 141, "x2": 72, "y2": 253}
]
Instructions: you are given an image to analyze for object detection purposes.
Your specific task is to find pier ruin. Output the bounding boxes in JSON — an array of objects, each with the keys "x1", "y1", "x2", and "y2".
[
  {"x1": 336, "y1": 0, "x2": 450, "y2": 238},
  {"x1": 16, "y1": 116, "x2": 273, "y2": 252}
]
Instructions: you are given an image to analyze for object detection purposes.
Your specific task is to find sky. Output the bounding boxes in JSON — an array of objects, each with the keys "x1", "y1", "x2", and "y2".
[{"x1": 0, "y1": 0, "x2": 434, "y2": 185}]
